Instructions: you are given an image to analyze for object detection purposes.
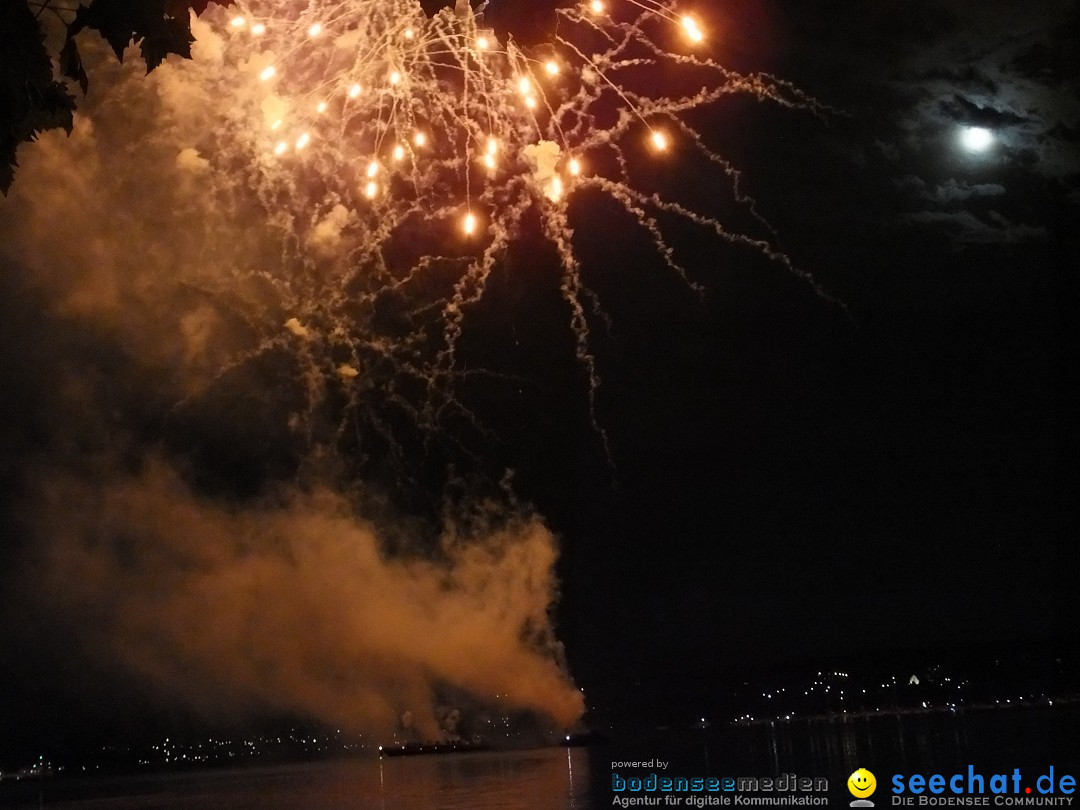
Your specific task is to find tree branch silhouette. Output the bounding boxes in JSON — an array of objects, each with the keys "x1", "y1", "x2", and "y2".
[{"x1": 1, "y1": 0, "x2": 233, "y2": 193}]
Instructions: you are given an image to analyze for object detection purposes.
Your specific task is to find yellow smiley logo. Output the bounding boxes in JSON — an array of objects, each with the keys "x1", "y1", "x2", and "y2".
[{"x1": 848, "y1": 768, "x2": 877, "y2": 798}]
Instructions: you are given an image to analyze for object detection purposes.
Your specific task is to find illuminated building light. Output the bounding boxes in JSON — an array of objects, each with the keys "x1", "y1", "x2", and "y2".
[
  {"x1": 651, "y1": 130, "x2": 668, "y2": 150},
  {"x1": 308, "y1": 23, "x2": 322, "y2": 38},
  {"x1": 295, "y1": 132, "x2": 311, "y2": 149},
  {"x1": 463, "y1": 212, "x2": 477, "y2": 234},
  {"x1": 259, "y1": 66, "x2": 276, "y2": 81},
  {"x1": 349, "y1": 84, "x2": 362, "y2": 98}
]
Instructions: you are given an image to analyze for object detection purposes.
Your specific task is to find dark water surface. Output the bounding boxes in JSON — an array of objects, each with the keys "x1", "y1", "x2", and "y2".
[
  {"x1": 3, "y1": 706, "x2": 1076, "y2": 808},
  {"x1": 2, "y1": 748, "x2": 592, "y2": 809},
  {"x1": 613, "y1": 705, "x2": 1080, "y2": 775}
]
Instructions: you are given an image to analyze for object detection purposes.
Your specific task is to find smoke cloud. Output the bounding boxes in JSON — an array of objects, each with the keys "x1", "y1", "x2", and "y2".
[
  {"x1": 0, "y1": 17, "x2": 583, "y2": 737},
  {"x1": 24, "y1": 459, "x2": 582, "y2": 736}
]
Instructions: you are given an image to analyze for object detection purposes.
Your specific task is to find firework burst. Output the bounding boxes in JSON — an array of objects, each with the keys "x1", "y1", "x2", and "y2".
[{"x1": 178, "y1": 0, "x2": 823, "y2": 469}]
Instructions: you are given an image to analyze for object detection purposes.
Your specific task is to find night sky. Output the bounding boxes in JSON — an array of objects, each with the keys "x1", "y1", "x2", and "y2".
[
  {"x1": 1, "y1": 0, "x2": 1077, "y2": 761},
  {"x1": 541, "y1": 0, "x2": 1079, "y2": 693}
]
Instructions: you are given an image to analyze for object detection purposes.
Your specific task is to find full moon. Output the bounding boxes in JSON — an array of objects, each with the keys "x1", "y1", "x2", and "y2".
[{"x1": 960, "y1": 126, "x2": 995, "y2": 152}]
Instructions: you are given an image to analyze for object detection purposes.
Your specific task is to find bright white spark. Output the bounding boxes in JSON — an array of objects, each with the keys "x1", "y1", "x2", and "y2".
[{"x1": 681, "y1": 15, "x2": 704, "y2": 43}]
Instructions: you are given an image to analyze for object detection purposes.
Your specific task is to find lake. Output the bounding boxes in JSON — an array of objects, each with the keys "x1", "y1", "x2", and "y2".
[
  {"x1": 3, "y1": 705, "x2": 1076, "y2": 808},
  {"x1": 0, "y1": 748, "x2": 593, "y2": 809}
]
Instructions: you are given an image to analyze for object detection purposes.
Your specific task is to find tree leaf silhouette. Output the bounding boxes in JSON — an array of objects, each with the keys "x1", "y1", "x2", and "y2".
[
  {"x1": 1, "y1": 1, "x2": 76, "y2": 193},
  {"x1": 1, "y1": 0, "x2": 233, "y2": 193},
  {"x1": 60, "y1": 36, "x2": 89, "y2": 95}
]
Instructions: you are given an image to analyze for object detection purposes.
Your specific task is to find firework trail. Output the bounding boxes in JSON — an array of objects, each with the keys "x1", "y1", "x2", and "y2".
[{"x1": 171, "y1": 0, "x2": 823, "y2": 466}]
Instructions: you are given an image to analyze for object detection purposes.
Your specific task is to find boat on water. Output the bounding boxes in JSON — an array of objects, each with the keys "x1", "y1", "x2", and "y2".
[{"x1": 379, "y1": 738, "x2": 491, "y2": 757}]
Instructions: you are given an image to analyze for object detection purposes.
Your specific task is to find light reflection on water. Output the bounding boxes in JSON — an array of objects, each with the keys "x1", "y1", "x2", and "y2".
[
  {"x1": 10, "y1": 748, "x2": 593, "y2": 809},
  {"x1": 7, "y1": 708, "x2": 1076, "y2": 809},
  {"x1": 373, "y1": 747, "x2": 592, "y2": 810},
  {"x1": 734, "y1": 706, "x2": 1072, "y2": 774}
]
